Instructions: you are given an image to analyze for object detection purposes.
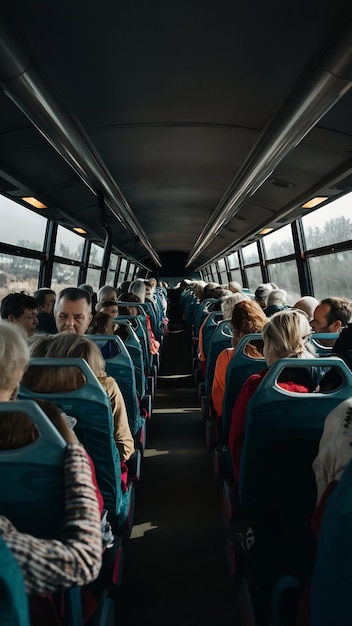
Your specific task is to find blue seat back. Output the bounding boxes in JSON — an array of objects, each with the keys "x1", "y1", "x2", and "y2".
[
  {"x1": 205, "y1": 320, "x2": 232, "y2": 395},
  {"x1": 0, "y1": 400, "x2": 66, "y2": 537},
  {"x1": 140, "y1": 301, "x2": 159, "y2": 338},
  {"x1": 0, "y1": 534, "x2": 30, "y2": 626},
  {"x1": 85, "y1": 334, "x2": 143, "y2": 437},
  {"x1": 221, "y1": 333, "x2": 265, "y2": 444},
  {"x1": 309, "y1": 332, "x2": 339, "y2": 356},
  {"x1": 184, "y1": 294, "x2": 198, "y2": 332},
  {"x1": 116, "y1": 314, "x2": 152, "y2": 375},
  {"x1": 311, "y1": 453, "x2": 352, "y2": 626},
  {"x1": 239, "y1": 357, "x2": 352, "y2": 519},
  {"x1": 18, "y1": 359, "x2": 124, "y2": 531},
  {"x1": 193, "y1": 298, "x2": 216, "y2": 338},
  {"x1": 202, "y1": 311, "x2": 224, "y2": 359},
  {"x1": 112, "y1": 320, "x2": 146, "y2": 397}
]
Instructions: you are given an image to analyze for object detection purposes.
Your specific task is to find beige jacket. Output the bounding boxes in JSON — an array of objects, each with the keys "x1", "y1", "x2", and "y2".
[{"x1": 98, "y1": 375, "x2": 135, "y2": 461}]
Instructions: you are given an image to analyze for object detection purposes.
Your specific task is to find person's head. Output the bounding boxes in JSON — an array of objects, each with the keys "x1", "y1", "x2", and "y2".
[
  {"x1": 193, "y1": 281, "x2": 207, "y2": 301},
  {"x1": 227, "y1": 281, "x2": 242, "y2": 294},
  {"x1": 97, "y1": 285, "x2": 118, "y2": 303},
  {"x1": 144, "y1": 281, "x2": 154, "y2": 300},
  {"x1": 254, "y1": 283, "x2": 278, "y2": 309},
  {"x1": 33, "y1": 288, "x2": 56, "y2": 314},
  {"x1": 266, "y1": 289, "x2": 288, "y2": 308},
  {"x1": 148, "y1": 278, "x2": 157, "y2": 290},
  {"x1": 129, "y1": 279, "x2": 146, "y2": 303},
  {"x1": 310, "y1": 297, "x2": 352, "y2": 334},
  {"x1": 221, "y1": 293, "x2": 250, "y2": 319},
  {"x1": 231, "y1": 299, "x2": 268, "y2": 347},
  {"x1": 117, "y1": 281, "x2": 131, "y2": 296},
  {"x1": 0, "y1": 321, "x2": 30, "y2": 401},
  {"x1": 0, "y1": 292, "x2": 38, "y2": 337},
  {"x1": 96, "y1": 300, "x2": 119, "y2": 317},
  {"x1": 78, "y1": 283, "x2": 94, "y2": 297},
  {"x1": 23, "y1": 332, "x2": 105, "y2": 393},
  {"x1": 87, "y1": 312, "x2": 116, "y2": 335},
  {"x1": 54, "y1": 288, "x2": 93, "y2": 335},
  {"x1": 118, "y1": 292, "x2": 141, "y2": 316},
  {"x1": 262, "y1": 309, "x2": 312, "y2": 366},
  {"x1": 292, "y1": 296, "x2": 319, "y2": 322}
]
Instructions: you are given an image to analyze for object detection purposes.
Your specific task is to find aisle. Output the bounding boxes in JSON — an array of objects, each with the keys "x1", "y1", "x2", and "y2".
[{"x1": 117, "y1": 328, "x2": 240, "y2": 625}]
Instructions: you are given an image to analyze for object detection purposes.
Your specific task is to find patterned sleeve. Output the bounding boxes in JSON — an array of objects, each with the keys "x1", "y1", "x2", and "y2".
[{"x1": 0, "y1": 444, "x2": 102, "y2": 595}]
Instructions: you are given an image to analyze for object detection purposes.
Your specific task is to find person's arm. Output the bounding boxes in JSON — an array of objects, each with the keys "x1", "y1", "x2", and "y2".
[
  {"x1": 102, "y1": 376, "x2": 135, "y2": 461},
  {"x1": 0, "y1": 444, "x2": 102, "y2": 595}
]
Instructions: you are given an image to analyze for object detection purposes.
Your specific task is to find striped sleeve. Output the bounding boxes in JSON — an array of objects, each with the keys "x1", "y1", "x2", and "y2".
[{"x1": 0, "y1": 444, "x2": 102, "y2": 595}]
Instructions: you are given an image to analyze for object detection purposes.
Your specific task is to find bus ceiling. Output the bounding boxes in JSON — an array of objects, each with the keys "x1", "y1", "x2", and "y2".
[{"x1": 1, "y1": 3, "x2": 352, "y2": 274}]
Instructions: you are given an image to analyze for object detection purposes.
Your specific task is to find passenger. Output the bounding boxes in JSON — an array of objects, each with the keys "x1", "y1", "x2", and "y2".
[
  {"x1": 197, "y1": 291, "x2": 248, "y2": 375},
  {"x1": 32, "y1": 288, "x2": 57, "y2": 334},
  {"x1": 96, "y1": 299, "x2": 119, "y2": 317},
  {"x1": 0, "y1": 320, "x2": 30, "y2": 401},
  {"x1": 22, "y1": 332, "x2": 135, "y2": 462},
  {"x1": 254, "y1": 282, "x2": 278, "y2": 309},
  {"x1": 116, "y1": 281, "x2": 130, "y2": 297},
  {"x1": 264, "y1": 288, "x2": 289, "y2": 316},
  {"x1": 312, "y1": 398, "x2": 352, "y2": 508},
  {"x1": 0, "y1": 292, "x2": 38, "y2": 338},
  {"x1": 129, "y1": 279, "x2": 147, "y2": 303},
  {"x1": 97, "y1": 285, "x2": 118, "y2": 303},
  {"x1": 119, "y1": 292, "x2": 160, "y2": 355},
  {"x1": 0, "y1": 409, "x2": 102, "y2": 594},
  {"x1": 292, "y1": 295, "x2": 319, "y2": 322},
  {"x1": 0, "y1": 322, "x2": 102, "y2": 594},
  {"x1": 229, "y1": 309, "x2": 315, "y2": 483},
  {"x1": 227, "y1": 281, "x2": 242, "y2": 294},
  {"x1": 78, "y1": 283, "x2": 97, "y2": 313},
  {"x1": 87, "y1": 312, "x2": 117, "y2": 335},
  {"x1": 54, "y1": 287, "x2": 93, "y2": 335},
  {"x1": 211, "y1": 300, "x2": 267, "y2": 418},
  {"x1": 310, "y1": 296, "x2": 352, "y2": 347}
]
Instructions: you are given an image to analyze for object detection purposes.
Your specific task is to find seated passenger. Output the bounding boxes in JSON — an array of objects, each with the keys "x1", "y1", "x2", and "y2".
[
  {"x1": 96, "y1": 299, "x2": 119, "y2": 318},
  {"x1": 293, "y1": 295, "x2": 319, "y2": 322},
  {"x1": 310, "y1": 296, "x2": 352, "y2": 347},
  {"x1": 197, "y1": 291, "x2": 249, "y2": 375},
  {"x1": 22, "y1": 332, "x2": 135, "y2": 462},
  {"x1": 32, "y1": 288, "x2": 57, "y2": 334},
  {"x1": 118, "y1": 292, "x2": 160, "y2": 355},
  {"x1": 229, "y1": 309, "x2": 315, "y2": 483},
  {"x1": 54, "y1": 287, "x2": 93, "y2": 335},
  {"x1": 97, "y1": 285, "x2": 118, "y2": 303},
  {"x1": 254, "y1": 282, "x2": 278, "y2": 309},
  {"x1": 88, "y1": 312, "x2": 117, "y2": 335},
  {"x1": 0, "y1": 292, "x2": 38, "y2": 338},
  {"x1": 264, "y1": 288, "x2": 289, "y2": 316},
  {"x1": 0, "y1": 409, "x2": 102, "y2": 594},
  {"x1": 0, "y1": 321, "x2": 102, "y2": 594},
  {"x1": 211, "y1": 299, "x2": 267, "y2": 418}
]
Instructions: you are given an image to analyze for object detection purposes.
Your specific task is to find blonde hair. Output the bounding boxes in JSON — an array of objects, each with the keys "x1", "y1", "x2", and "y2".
[
  {"x1": 22, "y1": 332, "x2": 106, "y2": 393},
  {"x1": 221, "y1": 293, "x2": 250, "y2": 320},
  {"x1": 262, "y1": 309, "x2": 311, "y2": 359},
  {"x1": 0, "y1": 321, "x2": 30, "y2": 393}
]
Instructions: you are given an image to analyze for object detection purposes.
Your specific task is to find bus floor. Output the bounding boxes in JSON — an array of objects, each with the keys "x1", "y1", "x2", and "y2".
[{"x1": 117, "y1": 326, "x2": 241, "y2": 625}]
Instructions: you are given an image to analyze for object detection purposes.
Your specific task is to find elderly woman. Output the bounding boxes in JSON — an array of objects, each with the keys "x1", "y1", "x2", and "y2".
[
  {"x1": 211, "y1": 299, "x2": 267, "y2": 418},
  {"x1": 229, "y1": 309, "x2": 315, "y2": 483},
  {"x1": 0, "y1": 320, "x2": 102, "y2": 594}
]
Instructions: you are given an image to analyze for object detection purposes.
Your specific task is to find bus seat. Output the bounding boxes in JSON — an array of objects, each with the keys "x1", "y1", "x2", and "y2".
[
  {"x1": 310, "y1": 456, "x2": 352, "y2": 626},
  {"x1": 234, "y1": 357, "x2": 352, "y2": 622},
  {"x1": 309, "y1": 332, "x2": 339, "y2": 356},
  {"x1": 85, "y1": 334, "x2": 146, "y2": 451},
  {"x1": 0, "y1": 534, "x2": 30, "y2": 626},
  {"x1": 211, "y1": 333, "x2": 265, "y2": 480},
  {"x1": 18, "y1": 359, "x2": 131, "y2": 537},
  {"x1": 0, "y1": 401, "x2": 84, "y2": 626},
  {"x1": 0, "y1": 400, "x2": 66, "y2": 537},
  {"x1": 201, "y1": 319, "x2": 232, "y2": 418},
  {"x1": 116, "y1": 314, "x2": 155, "y2": 399},
  {"x1": 193, "y1": 298, "x2": 216, "y2": 340}
]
